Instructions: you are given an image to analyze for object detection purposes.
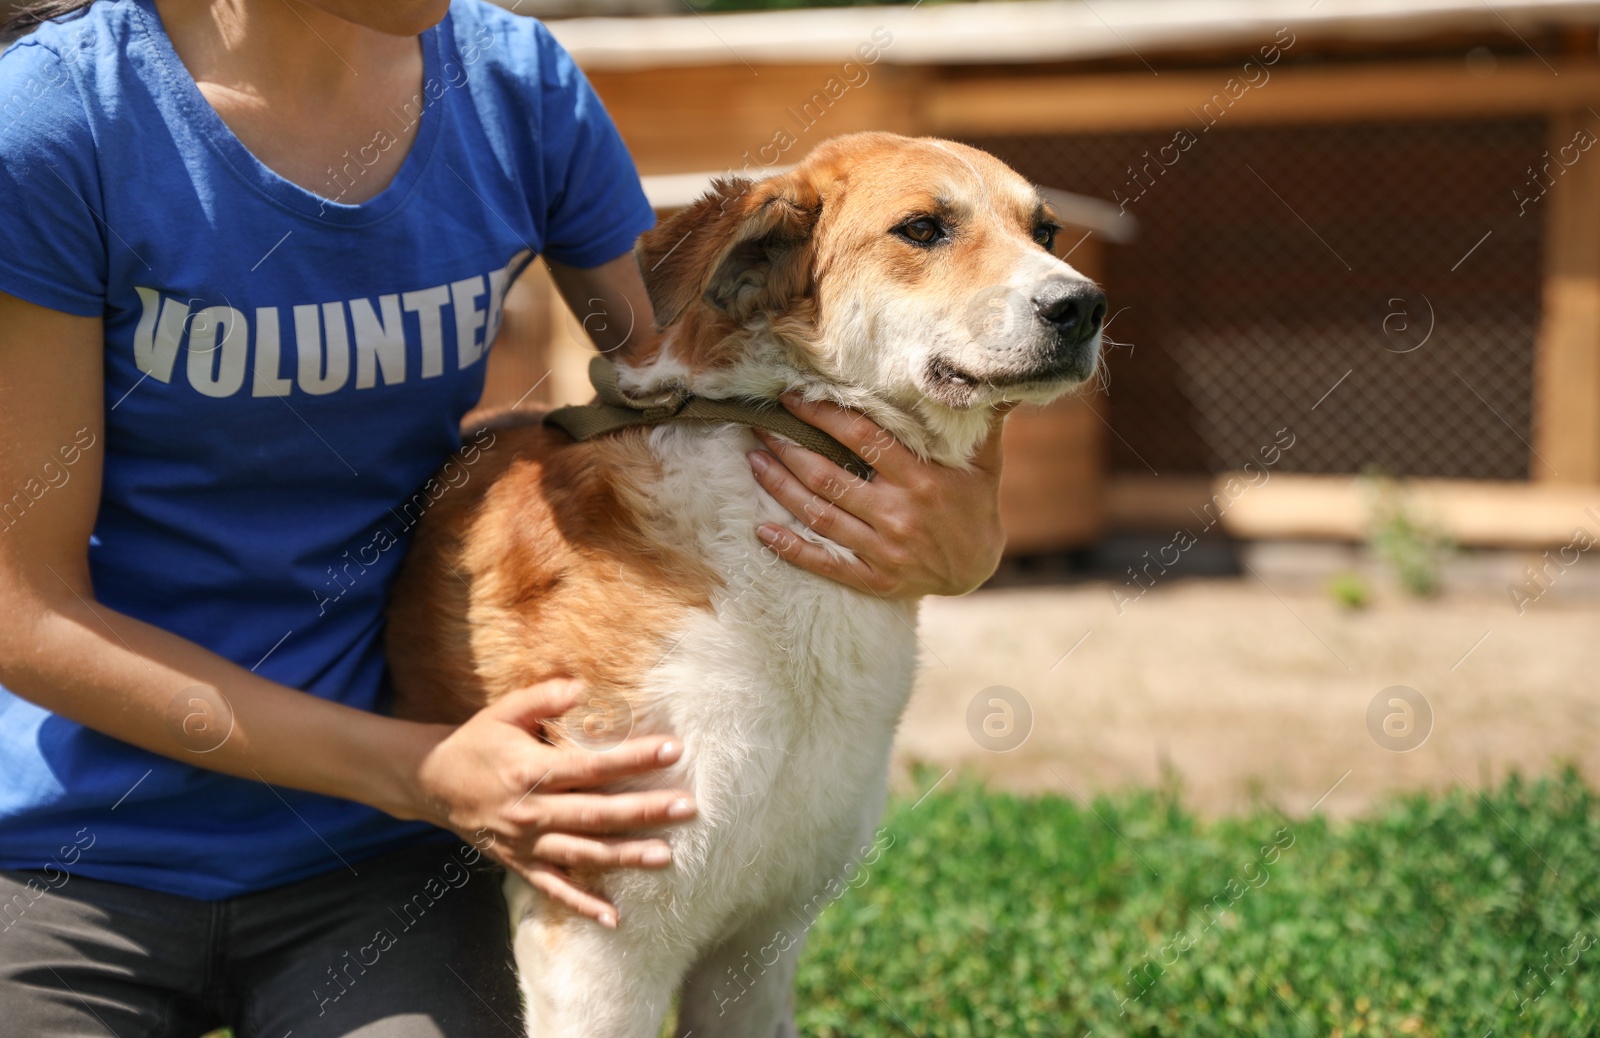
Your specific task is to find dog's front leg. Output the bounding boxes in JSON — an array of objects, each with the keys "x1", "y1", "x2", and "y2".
[
  {"x1": 505, "y1": 875, "x2": 677, "y2": 1038},
  {"x1": 674, "y1": 906, "x2": 810, "y2": 1038}
]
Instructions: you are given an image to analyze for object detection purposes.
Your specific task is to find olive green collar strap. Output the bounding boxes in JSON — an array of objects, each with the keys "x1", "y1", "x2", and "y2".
[{"x1": 542, "y1": 356, "x2": 875, "y2": 481}]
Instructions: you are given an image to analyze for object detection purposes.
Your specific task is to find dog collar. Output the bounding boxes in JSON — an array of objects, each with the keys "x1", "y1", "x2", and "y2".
[{"x1": 543, "y1": 357, "x2": 876, "y2": 481}]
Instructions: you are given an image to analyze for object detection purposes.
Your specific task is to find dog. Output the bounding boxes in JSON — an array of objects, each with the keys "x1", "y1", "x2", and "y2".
[{"x1": 385, "y1": 130, "x2": 1105, "y2": 1037}]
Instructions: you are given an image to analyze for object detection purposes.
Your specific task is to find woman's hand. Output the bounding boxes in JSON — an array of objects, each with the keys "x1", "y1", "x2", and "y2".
[
  {"x1": 746, "y1": 394, "x2": 1010, "y2": 599},
  {"x1": 405, "y1": 680, "x2": 696, "y2": 929}
]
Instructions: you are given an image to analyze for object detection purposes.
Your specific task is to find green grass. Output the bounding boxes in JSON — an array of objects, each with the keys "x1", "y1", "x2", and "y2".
[
  {"x1": 790, "y1": 768, "x2": 1600, "y2": 1037},
  {"x1": 210, "y1": 770, "x2": 1600, "y2": 1037}
]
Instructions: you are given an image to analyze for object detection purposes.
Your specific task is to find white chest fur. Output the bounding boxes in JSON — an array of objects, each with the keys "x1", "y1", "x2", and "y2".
[
  {"x1": 508, "y1": 422, "x2": 921, "y2": 1038},
  {"x1": 624, "y1": 422, "x2": 918, "y2": 936}
]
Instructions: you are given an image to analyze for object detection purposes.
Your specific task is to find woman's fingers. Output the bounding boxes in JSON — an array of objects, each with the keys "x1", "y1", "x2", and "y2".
[
  {"x1": 531, "y1": 832, "x2": 673, "y2": 870},
  {"x1": 754, "y1": 522, "x2": 890, "y2": 596},
  {"x1": 486, "y1": 680, "x2": 583, "y2": 729},
  {"x1": 540, "y1": 735, "x2": 683, "y2": 790},
  {"x1": 776, "y1": 392, "x2": 910, "y2": 481},
  {"x1": 528, "y1": 789, "x2": 697, "y2": 834},
  {"x1": 751, "y1": 429, "x2": 876, "y2": 509},
  {"x1": 748, "y1": 442, "x2": 878, "y2": 553},
  {"x1": 502, "y1": 793, "x2": 690, "y2": 928},
  {"x1": 518, "y1": 861, "x2": 620, "y2": 929},
  {"x1": 748, "y1": 391, "x2": 1009, "y2": 598}
]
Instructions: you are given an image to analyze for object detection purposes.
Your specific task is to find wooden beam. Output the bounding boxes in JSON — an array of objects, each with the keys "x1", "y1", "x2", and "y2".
[
  {"x1": 1109, "y1": 474, "x2": 1600, "y2": 548},
  {"x1": 921, "y1": 58, "x2": 1600, "y2": 136},
  {"x1": 590, "y1": 64, "x2": 924, "y2": 176},
  {"x1": 469, "y1": 262, "x2": 598, "y2": 424},
  {"x1": 1106, "y1": 475, "x2": 1216, "y2": 530},
  {"x1": 470, "y1": 265, "x2": 558, "y2": 420},
  {"x1": 1533, "y1": 110, "x2": 1600, "y2": 484}
]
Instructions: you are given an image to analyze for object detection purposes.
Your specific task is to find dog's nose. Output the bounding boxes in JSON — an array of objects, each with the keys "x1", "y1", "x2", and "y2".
[{"x1": 1034, "y1": 281, "x2": 1107, "y2": 346}]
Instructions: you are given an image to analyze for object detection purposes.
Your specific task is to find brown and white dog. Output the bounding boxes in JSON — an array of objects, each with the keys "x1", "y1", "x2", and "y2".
[{"x1": 386, "y1": 131, "x2": 1105, "y2": 1037}]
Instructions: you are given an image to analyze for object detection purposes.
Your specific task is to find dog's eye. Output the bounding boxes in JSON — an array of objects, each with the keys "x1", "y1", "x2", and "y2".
[
  {"x1": 1033, "y1": 223, "x2": 1059, "y2": 250},
  {"x1": 895, "y1": 217, "x2": 944, "y2": 245}
]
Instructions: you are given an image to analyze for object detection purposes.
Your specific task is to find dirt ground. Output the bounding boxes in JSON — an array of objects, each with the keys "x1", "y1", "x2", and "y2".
[{"x1": 890, "y1": 552, "x2": 1600, "y2": 819}]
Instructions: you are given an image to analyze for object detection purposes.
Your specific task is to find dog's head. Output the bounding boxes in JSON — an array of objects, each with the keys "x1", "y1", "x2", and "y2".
[{"x1": 630, "y1": 132, "x2": 1105, "y2": 463}]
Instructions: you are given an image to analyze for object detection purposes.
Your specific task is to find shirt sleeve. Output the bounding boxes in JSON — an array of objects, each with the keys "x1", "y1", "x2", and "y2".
[
  {"x1": 532, "y1": 22, "x2": 656, "y2": 269},
  {"x1": 0, "y1": 39, "x2": 108, "y2": 316}
]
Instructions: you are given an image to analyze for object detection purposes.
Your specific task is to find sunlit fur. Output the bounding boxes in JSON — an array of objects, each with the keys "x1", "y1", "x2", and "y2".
[{"x1": 387, "y1": 131, "x2": 1101, "y2": 1037}]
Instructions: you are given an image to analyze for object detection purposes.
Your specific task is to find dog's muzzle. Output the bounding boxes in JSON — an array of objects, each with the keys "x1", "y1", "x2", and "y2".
[{"x1": 1034, "y1": 279, "x2": 1107, "y2": 349}]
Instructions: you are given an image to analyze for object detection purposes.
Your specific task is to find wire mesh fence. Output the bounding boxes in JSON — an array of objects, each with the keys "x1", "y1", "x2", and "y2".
[{"x1": 964, "y1": 117, "x2": 1547, "y2": 480}]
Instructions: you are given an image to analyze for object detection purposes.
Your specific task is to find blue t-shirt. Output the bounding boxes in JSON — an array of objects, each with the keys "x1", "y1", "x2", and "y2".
[{"x1": 0, "y1": 0, "x2": 654, "y2": 898}]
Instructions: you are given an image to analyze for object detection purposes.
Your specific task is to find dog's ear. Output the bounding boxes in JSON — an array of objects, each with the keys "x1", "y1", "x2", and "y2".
[{"x1": 636, "y1": 173, "x2": 820, "y2": 329}]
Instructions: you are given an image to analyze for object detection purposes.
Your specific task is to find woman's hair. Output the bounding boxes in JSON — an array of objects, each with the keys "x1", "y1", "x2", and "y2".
[{"x1": 3, "y1": 0, "x2": 99, "y2": 37}]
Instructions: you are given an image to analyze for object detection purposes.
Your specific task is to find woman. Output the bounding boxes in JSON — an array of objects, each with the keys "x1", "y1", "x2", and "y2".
[{"x1": 0, "y1": 0, "x2": 1009, "y2": 1033}]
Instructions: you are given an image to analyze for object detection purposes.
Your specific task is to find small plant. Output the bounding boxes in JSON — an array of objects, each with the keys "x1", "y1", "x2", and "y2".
[
  {"x1": 1362, "y1": 467, "x2": 1453, "y2": 597},
  {"x1": 1327, "y1": 570, "x2": 1371, "y2": 609}
]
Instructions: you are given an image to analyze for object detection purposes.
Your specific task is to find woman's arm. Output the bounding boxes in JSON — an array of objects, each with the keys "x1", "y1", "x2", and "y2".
[
  {"x1": 0, "y1": 290, "x2": 691, "y2": 927},
  {"x1": 547, "y1": 251, "x2": 659, "y2": 360},
  {"x1": 545, "y1": 255, "x2": 1009, "y2": 599}
]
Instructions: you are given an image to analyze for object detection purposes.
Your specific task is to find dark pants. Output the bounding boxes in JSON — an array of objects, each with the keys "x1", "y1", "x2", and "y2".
[{"x1": 0, "y1": 842, "x2": 523, "y2": 1037}]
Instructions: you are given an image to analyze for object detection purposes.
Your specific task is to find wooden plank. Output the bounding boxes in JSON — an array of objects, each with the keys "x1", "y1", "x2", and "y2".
[
  {"x1": 471, "y1": 262, "x2": 602, "y2": 424},
  {"x1": 590, "y1": 64, "x2": 923, "y2": 176},
  {"x1": 999, "y1": 394, "x2": 1106, "y2": 554},
  {"x1": 1533, "y1": 110, "x2": 1600, "y2": 484},
  {"x1": 470, "y1": 264, "x2": 557, "y2": 420},
  {"x1": 1109, "y1": 474, "x2": 1600, "y2": 548},
  {"x1": 1106, "y1": 474, "x2": 1216, "y2": 531},
  {"x1": 921, "y1": 59, "x2": 1600, "y2": 136}
]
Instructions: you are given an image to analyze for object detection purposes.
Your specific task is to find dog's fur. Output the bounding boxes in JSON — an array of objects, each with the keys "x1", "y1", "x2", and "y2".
[{"x1": 386, "y1": 131, "x2": 1104, "y2": 1037}]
